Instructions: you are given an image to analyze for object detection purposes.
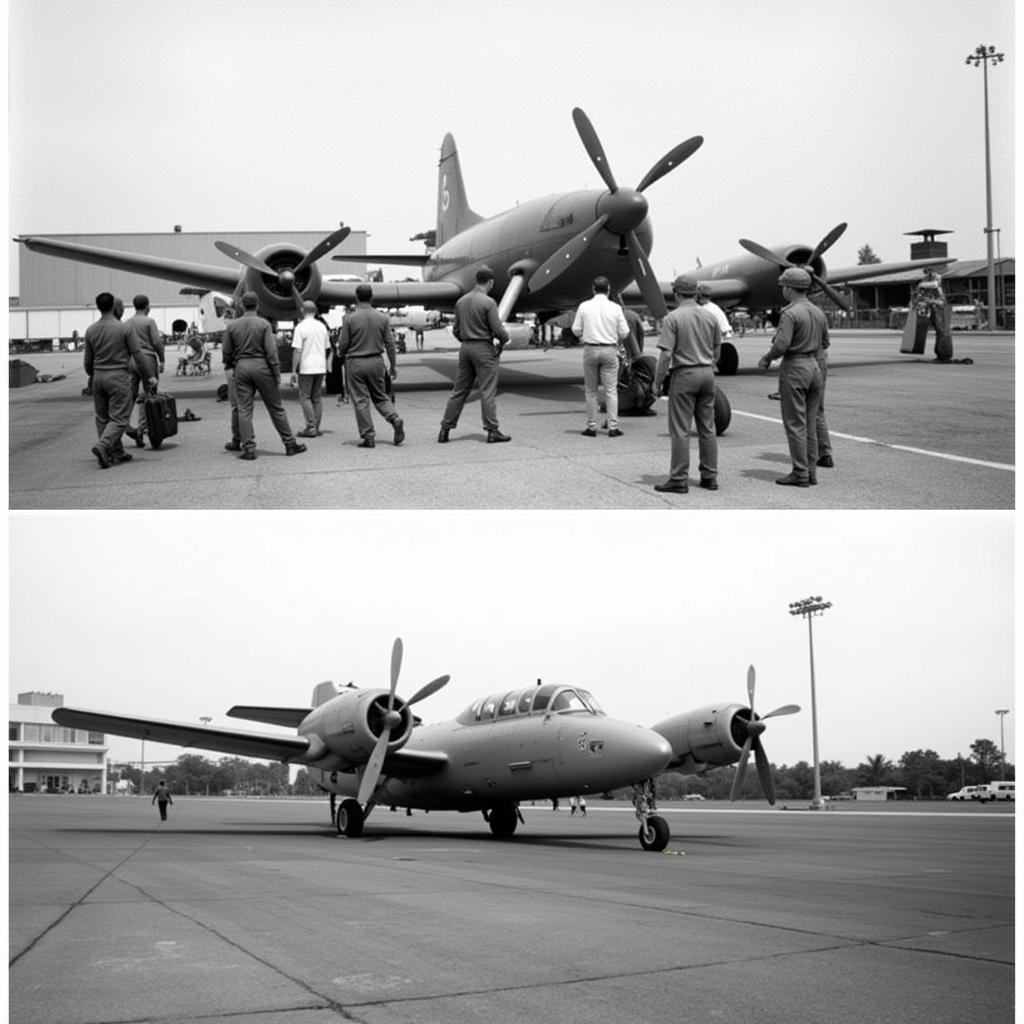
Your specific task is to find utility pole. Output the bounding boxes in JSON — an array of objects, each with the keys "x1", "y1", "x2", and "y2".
[
  {"x1": 789, "y1": 596, "x2": 832, "y2": 810},
  {"x1": 965, "y1": 43, "x2": 1004, "y2": 331},
  {"x1": 995, "y1": 709, "x2": 1009, "y2": 781},
  {"x1": 200, "y1": 717, "x2": 212, "y2": 795}
]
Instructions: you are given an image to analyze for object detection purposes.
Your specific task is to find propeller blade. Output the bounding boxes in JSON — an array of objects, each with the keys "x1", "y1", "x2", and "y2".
[
  {"x1": 812, "y1": 275, "x2": 852, "y2": 313},
  {"x1": 730, "y1": 737, "x2": 753, "y2": 801},
  {"x1": 294, "y1": 224, "x2": 352, "y2": 274},
  {"x1": 572, "y1": 107, "x2": 618, "y2": 193},
  {"x1": 738, "y1": 238, "x2": 791, "y2": 270},
  {"x1": 389, "y1": 637, "x2": 403, "y2": 701},
  {"x1": 291, "y1": 286, "x2": 306, "y2": 320},
  {"x1": 636, "y1": 135, "x2": 704, "y2": 193},
  {"x1": 753, "y1": 738, "x2": 776, "y2": 805},
  {"x1": 626, "y1": 231, "x2": 668, "y2": 320},
  {"x1": 357, "y1": 727, "x2": 391, "y2": 806},
  {"x1": 761, "y1": 704, "x2": 801, "y2": 719},
  {"x1": 746, "y1": 665, "x2": 756, "y2": 711},
  {"x1": 808, "y1": 222, "x2": 847, "y2": 266},
  {"x1": 215, "y1": 240, "x2": 277, "y2": 277},
  {"x1": 408, "y1": 674, "x2": 450, "y2": 706},
  {"x1": 527, "y1": 214, "x2": 609, "y2": 293}
]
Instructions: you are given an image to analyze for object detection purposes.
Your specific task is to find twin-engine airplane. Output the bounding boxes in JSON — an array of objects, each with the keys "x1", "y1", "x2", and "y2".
[
  {"x1": 52, "y1": 639, "x2": 798, "y2": 851},
  {"x1": 16, "y1": 106, "x2": 947, "y2": 389}
]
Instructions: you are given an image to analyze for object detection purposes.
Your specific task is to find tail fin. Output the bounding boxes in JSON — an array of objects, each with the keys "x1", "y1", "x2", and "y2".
[
  {"x1": 311, "y1": 681, "x2": 338, "y2": 707},
  {"x1": 436, "y1": 133, "x2": 482, "y2": 246}
]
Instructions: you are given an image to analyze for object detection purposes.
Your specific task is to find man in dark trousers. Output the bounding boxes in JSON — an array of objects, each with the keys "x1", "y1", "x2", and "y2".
[
  {"x1": 758, "y1": 268, "x2": 826, "y2": 486},
  {"x1": 438, "y1": 266, "x2": 511, "y2": 443},
  {"x1": 652, "y1": 276, "x2": 722, "y2": 494},
  {"x1": 84, "y1": 291, "x2": 156, "y2": 469},
  {"x1": 221, "y1": 291, "x2": 306, "y2": 461},
  {"x1": 335, "y1": 284, "x2": 404, "y2": 448},
  {"x1": 124, "y1": 294, "x2": 166, "y2": 447},
  {"x1": 152, "y1": 780, "x2": 173, "y2": 821}
]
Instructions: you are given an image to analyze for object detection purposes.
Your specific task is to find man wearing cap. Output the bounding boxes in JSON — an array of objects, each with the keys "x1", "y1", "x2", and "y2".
[
  {"x1": 572, "y1": 277, "x2": 637, "y2": 437},
  {"x1": 290, "y1": 300, "x2": 330, "y2": 438},
  {"x1": 335, "y1": 283, "x2": 404, "y2": 448},
  {"x1": 652, "y1": 275, "x2": 722, "y2": 494},
  {"x1": 758, "y1": 267, "x2": 826, "y2": 486}
]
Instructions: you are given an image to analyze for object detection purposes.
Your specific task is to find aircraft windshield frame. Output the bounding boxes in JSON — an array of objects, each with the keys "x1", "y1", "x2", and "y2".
[{"x1": 458, "y1": 685, "x2": 604, "y2": 724}]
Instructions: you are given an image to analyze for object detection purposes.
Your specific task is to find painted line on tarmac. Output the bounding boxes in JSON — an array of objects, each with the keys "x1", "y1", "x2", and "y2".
[{"x1": 733, "y1": 411, "x2": 1015, "y2": 472}]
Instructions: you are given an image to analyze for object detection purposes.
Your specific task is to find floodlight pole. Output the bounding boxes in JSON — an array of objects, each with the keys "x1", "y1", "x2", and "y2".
[
  {"x1": 789, "y1": 597, "x2": 832, "y2": 810},
  {"x1": 995, "y1": 709, "x2": 1009, "y2": 781},
  {"x1": 965, "y1": 44, "x2": 1004, "y2": 330}
]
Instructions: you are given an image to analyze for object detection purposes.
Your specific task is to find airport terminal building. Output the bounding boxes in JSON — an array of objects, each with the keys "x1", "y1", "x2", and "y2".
[{"x1": 9, "y1": 692, "x2": 108, "y2": 794}]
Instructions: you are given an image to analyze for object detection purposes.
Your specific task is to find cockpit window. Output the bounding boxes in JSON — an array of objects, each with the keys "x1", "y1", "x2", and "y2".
[
  {"x1": 577, "y1": 688, "x2": 603, "y2": 714},
  {"x1": 498, "y1": 692, "x2": 518, "y2": 717},
  {"x1": 550, "y1": 690, "x2": 590, "y2": 713},
  {"x1": 456, "y1": 683, "x2": 602, "y2": 724},
  {"x1": 517, "y1": 690, "x2": 534, "y2": 714},
  {"x1": 480, "y1": 697, "x2": 498, "y2": 719}
]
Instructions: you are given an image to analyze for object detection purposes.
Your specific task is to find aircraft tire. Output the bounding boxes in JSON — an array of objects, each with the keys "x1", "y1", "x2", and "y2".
[
  {"x1": 714, "y1": 388, "x2": 732, "y2": 436},
  {"x1": 337, "y1": 798, "x2": 364, "y2": 838},
  {"x1": 487, "y1": 802, "x2": 519, "y2": 839},
  {"x1": 717, "y1": 342, "x2": 739, "y2": 376},
  {"x1": 638, "y1": 815, "x2": 670, "y2": 852}
]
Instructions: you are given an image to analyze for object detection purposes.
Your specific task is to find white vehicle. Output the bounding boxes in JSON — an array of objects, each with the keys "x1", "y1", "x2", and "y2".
[
  {"x1": 946, "y1": 785, "x2": 986, "y2": 801},
  {"x1": 980, "y1": 781, "x2": 1015, "y2": 802}
]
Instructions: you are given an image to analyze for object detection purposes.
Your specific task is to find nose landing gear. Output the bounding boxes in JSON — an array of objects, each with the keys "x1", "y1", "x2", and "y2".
[{"x1": 632, "y1": 779, "x2": 670, "y2": 851}]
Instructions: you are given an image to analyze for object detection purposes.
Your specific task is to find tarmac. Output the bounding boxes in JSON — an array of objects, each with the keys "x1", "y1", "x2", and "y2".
[
  {"x1": 7, "y1": 330, "x2": 1015, "y2": 509},
  {"x1": 8, "y1": 795, "x2": 1014, "y2": 1024}
]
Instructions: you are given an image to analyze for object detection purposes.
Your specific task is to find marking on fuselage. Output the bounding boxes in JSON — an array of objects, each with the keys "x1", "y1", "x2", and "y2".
[{"x1": 732, "y1": 410, "x2": 1015, "y2": 472}]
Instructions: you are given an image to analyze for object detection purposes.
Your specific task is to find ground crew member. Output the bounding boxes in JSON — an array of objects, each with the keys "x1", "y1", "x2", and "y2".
[
  {"x1": 152, "y1": 780, "x2": 173, "y2": 821},
  {"x1": 335, "y1": 284, "x2": 404, "y2": 448},
  {"x1": 652, "y1": 276, "x2": 722, "y2": 494},
  {"x1": 438, "y1": 266, "x2": 511, "y2": 443},
  {"x1": 84, "y1": 291, "x2": 156, "y2": 469},
  {"x1": 758, "y1": 267, "x2": 825, "y2": 486},
  {"x1": 221, "y1": 291, "x2": 306, "y2": 460},
  {"x1": 290, "y1": 300, "x2": 330, "y2": 438},
  {"x1": 815, "y1": 339, "x2": 834, "y2": 469},
  {"x1": 912, "y1": 268, "x2": 954, "y2": 361},
  {"x1": 124, "y1": 294, "x2": 166, "y2": 447}
]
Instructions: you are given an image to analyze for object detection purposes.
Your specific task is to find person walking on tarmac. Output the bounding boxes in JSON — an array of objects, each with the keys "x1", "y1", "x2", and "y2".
[
  {"x1": 335, "y1": 284, "x2": 404, "y2": 448},
  {"x1": 758, "y1": 268, "x2": 825, "y2": 486},
  {"x1": 221, "y1": 292, "x2": 306, "y2": 461},
  {"x1": 290, "y1": 300, "x2": 330, "y2": 438},
  {"x1": 438, "y1": 266, "x2": 511, "y2": 444},
  {"x1": 152, "y1": 780, "x2": 173, "y2": 821},
  {"x1": 124, "y1": 294, "x2": 166, "y2": 448},
  {"x1": 912, "y1": 268, "x2": 954, "y2": 362}
]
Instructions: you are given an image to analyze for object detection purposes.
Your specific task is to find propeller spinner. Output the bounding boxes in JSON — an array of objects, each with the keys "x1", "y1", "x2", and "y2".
[
  {"x1": 738, "y1": 224, "x2": 851, "y2": 311},
  {"x1": 729, "y1": 665, "x2": 800, "y2": 805},
  {"x1": 528, "y1": 108, "x2": 703, "y2": 318}
]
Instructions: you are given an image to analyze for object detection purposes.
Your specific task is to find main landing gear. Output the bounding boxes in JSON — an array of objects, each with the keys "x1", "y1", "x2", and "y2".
[
  {"x1": 633, "y1": 779, "x2": 670, "y2": 852},
  {"x1": 484, "y1": 801, "x2": 522, "y2": 839},
  {"x1": 335, "y1": 798, "x2": 365, "y2": 838}
]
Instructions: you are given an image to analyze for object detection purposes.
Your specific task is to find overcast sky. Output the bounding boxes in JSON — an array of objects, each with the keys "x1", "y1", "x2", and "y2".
[
  {"x1": 7, "y1": 0, "x2": 1015, "y2": 296},
  {"x1": 9, "y1": 512, "x2": 1015, "y2": 774}
]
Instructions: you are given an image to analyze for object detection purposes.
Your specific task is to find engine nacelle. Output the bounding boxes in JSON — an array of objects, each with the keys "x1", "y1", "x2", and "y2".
[
  {"x1": 650, "y1": 703, "x2": 752, "y2": 774},
  {"x1": 238, "y1": 244, "x2": 324, "y2": 321},
  {"x1": 298, "y1": 688, "x2": 414, "y2": 770}
]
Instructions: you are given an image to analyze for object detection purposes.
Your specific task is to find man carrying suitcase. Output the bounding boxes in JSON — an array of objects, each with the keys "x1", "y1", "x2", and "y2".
[
  {"x1": 222, "y1": 291, "x2": 306, "y2": 461},
  {"x1": 83, "y1": 291, "x2": 157, "y2": 468},
  {"x1": 124, "y1": 294, "x2": 166, "y2": 447}
]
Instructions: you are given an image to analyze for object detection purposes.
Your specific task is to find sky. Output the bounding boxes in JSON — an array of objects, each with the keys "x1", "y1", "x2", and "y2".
[
  {"x1": 6, "y1": 0, "x2": 1016, "y2": 296},
  {"x1": 8, "y1": 512, "x2": 1015, "y2": 774}
]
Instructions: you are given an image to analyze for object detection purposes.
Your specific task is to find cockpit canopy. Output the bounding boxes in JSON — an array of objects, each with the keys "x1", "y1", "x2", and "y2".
[{"x1": 456, "y1": 684, "x2": 604, "y2": 725}]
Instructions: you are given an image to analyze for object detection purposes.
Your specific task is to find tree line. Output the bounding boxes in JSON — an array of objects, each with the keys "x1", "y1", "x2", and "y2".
[{"x1": 112, "y1": 738, "x2": 1012, "y2": 801}]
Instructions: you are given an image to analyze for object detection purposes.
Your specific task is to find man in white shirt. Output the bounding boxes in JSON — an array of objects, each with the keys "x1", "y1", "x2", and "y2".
[
  {"x1": 696, "y1": 283, "x2": 733, "y2": 340},
  {"x1": 571, "y1": 276, "x2": 638, "y2": 437},
  {"x1": 291, "y1": 301, "x2": 330, "y2": 437}
]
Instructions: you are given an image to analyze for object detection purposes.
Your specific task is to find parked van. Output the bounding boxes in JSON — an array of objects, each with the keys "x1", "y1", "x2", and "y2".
[{"x1": 980, "y1": 781, "x2": 1015, "y2": 802}]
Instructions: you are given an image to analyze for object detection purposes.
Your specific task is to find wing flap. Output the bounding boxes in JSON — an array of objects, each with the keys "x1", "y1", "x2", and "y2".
[{"x1": 52, "y1": 708, "x2": 311, "y2": 763}]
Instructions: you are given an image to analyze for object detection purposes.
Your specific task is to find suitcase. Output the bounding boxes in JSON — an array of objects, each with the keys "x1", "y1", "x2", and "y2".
[
  {"x1": 143, "y1": 392, "x2": 178, "y2": 449},
  {"x1": 900, "y1": 308, "x2": 928, "y2": 354}
]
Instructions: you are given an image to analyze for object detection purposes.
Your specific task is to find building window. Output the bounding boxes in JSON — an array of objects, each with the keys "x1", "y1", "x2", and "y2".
[
  {"x1": 9, "y1": 724, "x2": 18, "y2": 741},
  {"x1": 88, "y1": 732, "x2": 104, "y2": 746}
]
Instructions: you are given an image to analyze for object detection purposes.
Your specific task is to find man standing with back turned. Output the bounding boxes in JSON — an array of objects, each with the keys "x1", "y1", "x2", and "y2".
[
  {"x1": 290, "y1": 300, "x2": 329, "y2": 438},
  {"x1": 221, "y1": 291, "x2": 306, "y2": 461},
  {"x1": 438, "y1": 266, "x2": 511, "y2": 444},
  {"x1": 125, "y1": 294, "x2": 165, "y2": 448}
]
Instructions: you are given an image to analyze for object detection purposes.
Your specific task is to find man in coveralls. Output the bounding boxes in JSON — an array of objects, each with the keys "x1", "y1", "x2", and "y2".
[
  {"x1": 124, "y1": 294, "x2": 166, "y2": 447},
  {"x1": 221, "y1": 292, "x2": 306, "y2": 461},
  {"x1": 84, "y1": 291, "x2": 156, "y2": 469},
  {"x1": 438, "y1": 266, "x2": 511, "y2": 444},
  {"x1": 758, "y1": 267, "x2": 825, "y2": 486}
]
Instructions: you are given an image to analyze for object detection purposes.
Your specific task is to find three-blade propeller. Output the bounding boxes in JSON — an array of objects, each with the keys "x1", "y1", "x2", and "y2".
[
  {"x1": 215, "y1": 224, "x2": 351, "y2": 318},
  {"x1": 738, "y1": 224, "x2": 851, "y2": 311},
  {"x1": 356, "y1": 637, "x2": 449, "y2": 807},
  {"x1": 729, "y1": 666, "x2": 800, "y2": 805},
  {"x1": 528, "y1": 108, "x2": 703, "y2": 319}
]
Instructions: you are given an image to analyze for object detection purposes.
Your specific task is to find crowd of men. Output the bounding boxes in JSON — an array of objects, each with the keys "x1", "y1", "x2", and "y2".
[{"x1": 82, "y1": 266, "x2": 836, "y2": 491}]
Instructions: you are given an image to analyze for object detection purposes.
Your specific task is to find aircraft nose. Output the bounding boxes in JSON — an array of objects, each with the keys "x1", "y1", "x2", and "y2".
[{"x1": 625, "y1": 725, "x2": 673, "y2": 777}]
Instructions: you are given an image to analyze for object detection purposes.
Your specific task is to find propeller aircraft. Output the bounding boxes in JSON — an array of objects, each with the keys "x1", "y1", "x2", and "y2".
[{"x1": 51, "y1": 639, "x2": 799, "y2": 852}]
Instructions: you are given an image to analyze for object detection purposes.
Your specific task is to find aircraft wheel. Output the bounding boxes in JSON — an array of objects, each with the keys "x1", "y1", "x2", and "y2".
[
  {"x1": 487, "y1": 802, "x2": 519, "y2": 839},
  {"x1": 638, "y1": 814, "x2": 670, "y2": 852},
  {"x1": 717, "y1": 342, "x2": 739, "y2": 376},
  {"x1": 714, "y1": 388, "x2": 732, "y2": 436},
  {"x1": 336, "y1": 798, "x2": 364, "y2": 838}
]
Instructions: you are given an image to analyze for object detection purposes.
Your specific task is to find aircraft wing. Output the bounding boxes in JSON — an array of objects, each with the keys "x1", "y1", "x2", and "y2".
[
  {"x1": 52, "y1": 707, "x2": 312, "y2": 763},
  {"x1": 824, "y1": 257, "x2": 953, "y2": 284},
  {"x1": 319, "y1": 279, "x2": 463, "y2": 309},
  {"x1": 621, "y1": 277, "x2": 751, "y2": 311},
  {"x1": 227, "y1": 705, "x2": 312, "y2": 729},
  {"x1": 332, "y1": 254, "x2": 432, "y2": 267},
  {"x1": 16, "y1": 236, "x2": 242, "y2": 296}
]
